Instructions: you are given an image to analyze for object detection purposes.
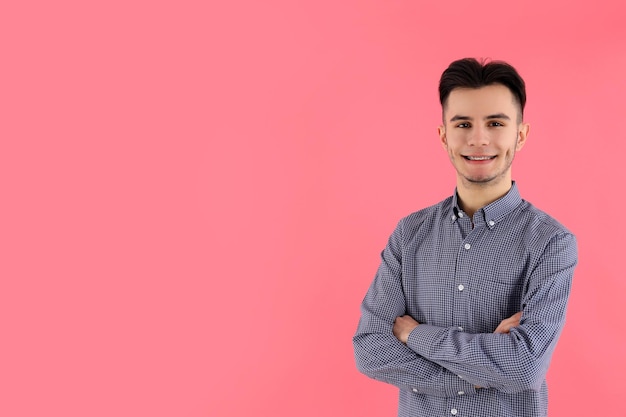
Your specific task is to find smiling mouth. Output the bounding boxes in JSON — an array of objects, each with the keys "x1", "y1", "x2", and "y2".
[{"x1": 463, "y1": 155, "x2": 496, "y2": 161}]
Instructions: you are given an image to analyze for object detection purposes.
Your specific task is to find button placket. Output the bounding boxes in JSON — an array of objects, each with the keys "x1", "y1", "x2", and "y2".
[{"x1": 453, "y1": 236, "x2": 472, "y2": 358}]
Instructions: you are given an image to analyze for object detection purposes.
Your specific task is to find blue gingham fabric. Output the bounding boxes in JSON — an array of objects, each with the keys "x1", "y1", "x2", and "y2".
[{"x1": 353, "y1": 182, "x2": 577, "y2": 417}]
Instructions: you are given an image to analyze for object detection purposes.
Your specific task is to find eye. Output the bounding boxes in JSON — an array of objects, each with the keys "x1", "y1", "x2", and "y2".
[
  {"x1": 489, "y1": 121, "x2": 504, "y2": 127},
  {"x1": 456, "y1": 122, "x2": 470, "y2": 128}
]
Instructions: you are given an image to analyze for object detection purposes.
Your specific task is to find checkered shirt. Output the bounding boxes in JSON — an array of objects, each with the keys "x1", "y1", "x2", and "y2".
[{"x1": 353, "y1": 182, "x2": 578, "y2": 417}]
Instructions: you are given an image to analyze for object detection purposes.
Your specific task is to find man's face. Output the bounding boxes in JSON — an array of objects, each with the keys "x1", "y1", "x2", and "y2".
[{"x1": 438, "y1": 84, "x2": 529, "y2": 188}]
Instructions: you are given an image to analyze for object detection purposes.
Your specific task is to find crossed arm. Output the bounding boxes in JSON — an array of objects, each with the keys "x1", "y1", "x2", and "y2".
[
  {"x1": 393, "y1": 312, "x2": 521, "y2": 390},
  {"x1": 353, "y1": 228, "x2": 577, "y2": 396},
  {"x1": 393, "y1": 311, "x2": 522, "y2": 343}
]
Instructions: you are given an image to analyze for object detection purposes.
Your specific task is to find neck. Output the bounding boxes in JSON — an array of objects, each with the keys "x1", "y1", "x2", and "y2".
[{"x1": 456, "y1": 177, "x2": 513, "y2": 219}]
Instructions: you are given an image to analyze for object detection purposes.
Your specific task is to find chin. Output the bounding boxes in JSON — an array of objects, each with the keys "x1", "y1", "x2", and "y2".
[{"x1": 460, "y1": 172, "x2": 498, "y2": 184}]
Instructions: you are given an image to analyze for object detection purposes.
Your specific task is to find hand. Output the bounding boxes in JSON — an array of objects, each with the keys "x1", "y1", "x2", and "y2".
[
  {"x1": 393, "y1": 315, "x2": 420, "y2": 344},
  {"x1": 493, "y1": 311, "x2": 522, "y2": 334}
]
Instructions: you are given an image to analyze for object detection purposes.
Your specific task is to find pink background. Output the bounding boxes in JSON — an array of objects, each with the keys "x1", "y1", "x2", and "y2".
[{"x1": 2, "y1": 1, "x2": 625, "y2": 416}]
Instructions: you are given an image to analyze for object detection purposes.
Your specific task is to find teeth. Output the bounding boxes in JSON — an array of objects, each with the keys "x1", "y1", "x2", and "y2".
[{"x1": 466, "y1": 156, "x2": 493, "y2": 160}]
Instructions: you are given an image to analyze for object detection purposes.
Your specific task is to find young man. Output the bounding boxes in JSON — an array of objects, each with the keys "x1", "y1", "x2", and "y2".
[{"x1": 353, "y1": 58, "x2": 578, "y2": 417}]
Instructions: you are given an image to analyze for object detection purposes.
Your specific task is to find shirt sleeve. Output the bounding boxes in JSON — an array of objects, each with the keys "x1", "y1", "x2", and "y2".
[
  {"x1": 405, "y1": 231, "x2": 578, "y2": 393},
  {"x1": 353, "y1": 220, "x2": 478, "y2": 397}
]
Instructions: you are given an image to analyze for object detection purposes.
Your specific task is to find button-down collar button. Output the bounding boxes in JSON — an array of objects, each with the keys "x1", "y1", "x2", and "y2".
[
  {"x1": 458, "y1": 391, "x2": 465, "y2": 395},
  {"x1": 452, "y1": 215, "x2": 457, "y2": 221},
  {"x1": 458, "y1": 212, "x2": 464, "y2": 217},
  {"x1": 451, "y1": 409, "x2": 458, "y2": 415},
  {"x1": 488, "y1": 220, "x2": 495, "y2": 226},
  {"x1": 458, "y1": 284, "x2": 464, "y2": 291},
  {"x1": 464, "y1": 243, "x2": 471, "y2": 250}
]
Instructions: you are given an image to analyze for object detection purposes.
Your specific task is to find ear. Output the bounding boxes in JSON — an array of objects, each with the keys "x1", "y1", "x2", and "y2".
[
  {"x1": 516, "y1": 122, "x2": 530, "y2": 151},
  {"x1": 438, "y1": 125, "x2": 447, "y2": 150}
]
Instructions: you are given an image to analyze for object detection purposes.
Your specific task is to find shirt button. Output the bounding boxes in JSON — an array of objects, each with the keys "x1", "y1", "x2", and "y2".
[
  {"x1": 458, "y1": 212, "x2": 464, "y2": 217},
  {"x1": 452, "y1": 215, "x2": 457, "y2": 220},
  {"x1": 488, "y1": 220, "x2": 495, "y2": 226},
  {"x1": 457, "y1": 326, "x2": 463, "y2": 331},
  {"x1": 458, "y1": 284, "x2": 464, "y2": 291},
  {"x1": 458, "y1": 391, "x2": 465, "y2": 395},
  {"x1": 412, "y1": 388, "x2": 418, "y2": 393},
  {"x1": 451, "y1": 409, "x2": 458, "y2": 415},
  {"x1": 464, "y1": 243, "x2": 471, "y2": 250}
]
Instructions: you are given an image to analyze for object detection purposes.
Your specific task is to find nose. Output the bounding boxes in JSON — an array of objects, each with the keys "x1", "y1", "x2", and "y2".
[{"x1": 467, "y1": 125, "x2": 489, "y2": 146}]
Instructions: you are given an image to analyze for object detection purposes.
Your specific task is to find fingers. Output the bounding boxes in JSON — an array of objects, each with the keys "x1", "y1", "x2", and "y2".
[
  {"x1": 493, "y1": 311, "x2": 523, "y2": 334},
  {"x1": 392, "y1": 315, "x2": 420, "y2": 344}
]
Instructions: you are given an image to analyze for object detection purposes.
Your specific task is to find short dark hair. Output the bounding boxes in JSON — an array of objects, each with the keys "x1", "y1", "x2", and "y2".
[{"x1": 439, "y1": 58, "x2": 526, "y2": 122}]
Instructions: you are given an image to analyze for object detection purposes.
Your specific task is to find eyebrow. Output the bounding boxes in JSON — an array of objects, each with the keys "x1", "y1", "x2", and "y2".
[{"x1": 449, "y1": 113, "x2": 512, "y2": 122}]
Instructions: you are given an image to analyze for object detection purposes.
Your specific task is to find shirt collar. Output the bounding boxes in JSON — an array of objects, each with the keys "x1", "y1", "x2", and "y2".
[{"x1": 451, "y1": 181, "x2": 523, "y2": 228}]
